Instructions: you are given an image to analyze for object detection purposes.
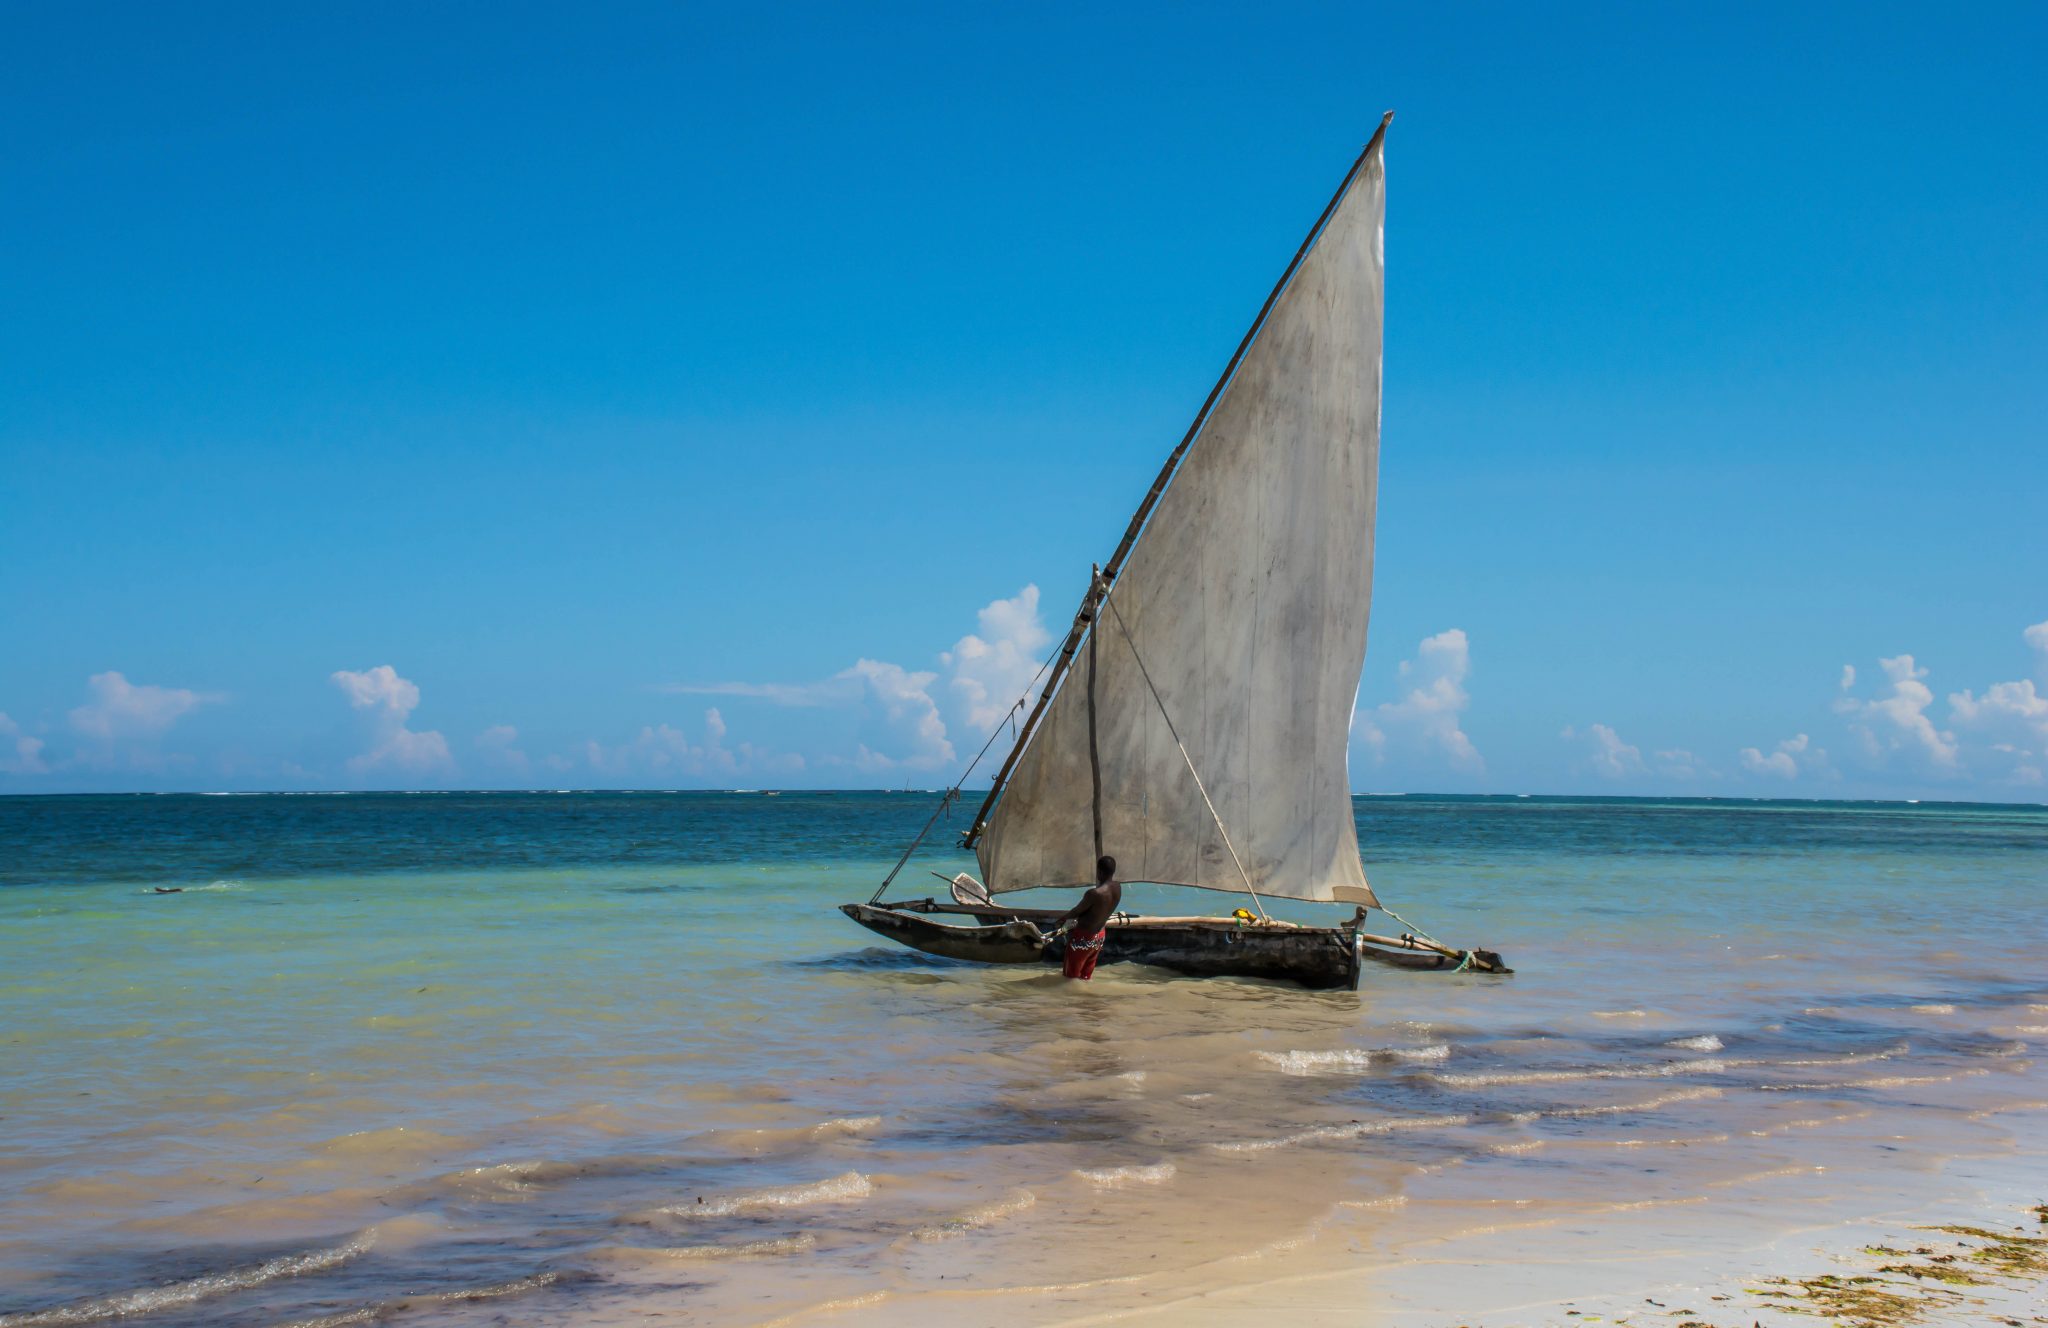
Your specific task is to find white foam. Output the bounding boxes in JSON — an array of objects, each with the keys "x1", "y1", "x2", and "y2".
[
  {"x1": 1516, "y1": 1087, "x2": 1723, "y2": 1121},
  {"x1": 1667, "y1": 1034, "x2": 1724, "y2": 1052},
  {"x1": 268, "y1": 1272, "x2": 557, "y2": 1328},
  {"x1": 810, "y1": 1116, "x2": 881, "y2": 1137},
  {"x1": 651, "y1": 1171, "x2": 872, "y2": 1219},
  {"x1": 606, "y1": 1234, "x2": 818, "y2": 1261},
  {"x1": 912, "y1": 1189, "x2": 1037, "y2": 1241},
  {"x1": 1431, "y1": 1057, "x2": 1730, "y2": 1087},
  {"x1": 1910, "y1": 1003, "x2": 1957, "y2": 1014},
  {"x1": 0, "y1": 1233, "x2": 372, "y2": 1327},
  {"x1": 1214, "y1": 1112, "x2": 1473, "y2": 1154},
  {"x1": 1256, "y1": 1045, "x2": 1449, "y2": 1075},
  {"x1": 1075, "y1": 1162, "x2": 1176, "y2": 1187}
]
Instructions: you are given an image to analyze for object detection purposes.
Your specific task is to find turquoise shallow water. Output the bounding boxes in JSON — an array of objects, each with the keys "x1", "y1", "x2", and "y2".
[{"x1": 0, "y1": 792, "x2": 2043, "y2": 1326}]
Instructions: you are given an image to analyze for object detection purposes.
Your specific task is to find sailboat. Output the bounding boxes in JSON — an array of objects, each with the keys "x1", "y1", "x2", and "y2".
[{"x1": 841, "y1": 115, "x2": 1507, "y2": 989}]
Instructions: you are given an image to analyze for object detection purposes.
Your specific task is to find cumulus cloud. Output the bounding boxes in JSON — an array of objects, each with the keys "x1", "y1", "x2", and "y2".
[
  {"x1": 662, "y1": 585, "x2": 1052, "y2": 774},
  {"x1": 331, "y1": 665, "x2": 453, "y2": 776},
  {"x1": 579, "y1": 707, "x2": 803, "y2": 781},
  {"x1": 1739, "y1": 732, "x2": 1827, "y2": 780},
  {"x1": 1655, "y1": 748, "x2": 1703, "y2": 780},
  {"x1": 1945, "y1": 618, "x2": 2048, "y2": 785},
  {"x1": 68, "y1": 672, "x2": 214, "y2": 739},
  {"x1": 836, "y1": 659, "x2": 956, "y2": 770},
  {"x1": 941, "y1": 584, "x2": 1052, "y2": 735},
  {"x1": 1355, "y1": 629, "x2": 1483, "y2": 772},
  {"x1": 1833, "y1": 654, "x2": 1959, "y2": 771},
  {"x1": 657, "y1": 679, "x2": 853, "y2": 706},
  {"x1": 0, "y1": 712, "x2": 48, "y2": 775},
  {"x1": 1561, "y1": 723, "x2": 1646, "y2": 778},
  {"x1": 476, "y1": 724, "x2": 530, "y2": 776}
]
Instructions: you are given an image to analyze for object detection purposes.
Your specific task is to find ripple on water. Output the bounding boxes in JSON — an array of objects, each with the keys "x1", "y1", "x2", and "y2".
[
  {"x1": 638, "y1": 1171, "x2": 874, "y2": 1221},
  {"x1": 0, "y1": 1231, "x2": 374, "y2": 1328},
  {"x1": 1255, "y1": 1045, "x2": 1450, "y2": 1075},
  {"x1": 910, "y1": 1189, "x2": 1037, "y2": 1241},
  {"x1": 1075, "y1": 1163, "x2": 1176, "y2": 1187}
]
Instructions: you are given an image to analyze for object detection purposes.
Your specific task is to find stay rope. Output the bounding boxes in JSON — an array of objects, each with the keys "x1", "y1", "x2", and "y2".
[
  {"x1": 1101, "y1": 592, "x2": 1270, "y2": 923},
  {"x1": 1377, "y1": 901, "x2": 1472, "y2": 971},
  {"x1": 867, "y1": 647, "x2": 1057, "y2": 906}
]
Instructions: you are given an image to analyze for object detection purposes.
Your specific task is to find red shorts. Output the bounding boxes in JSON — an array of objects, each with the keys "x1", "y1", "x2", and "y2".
[{"x1": 1063, "y1": 929, "x2": 1106, "y2": 980}]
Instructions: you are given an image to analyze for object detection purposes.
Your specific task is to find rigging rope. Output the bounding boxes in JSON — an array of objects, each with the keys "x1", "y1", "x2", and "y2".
[
  {"x1": 1101, "y1": 592, "x2": 1270, "y2": 923},
  {"x1": 868, "y1": 647, "x2": 1057, "y2": 905},
  {"x1": 1376, "y1": 901, "x2": 1476, "y2": 971}
]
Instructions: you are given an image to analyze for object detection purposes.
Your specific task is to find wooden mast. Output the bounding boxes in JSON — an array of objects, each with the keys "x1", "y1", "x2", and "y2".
[
  {"x1": 962, "y1": 112, "x2": 1394, "y2": 850},
  {"x1": 1086, "y1": 565, "x2": 1104, "y2": 862}
]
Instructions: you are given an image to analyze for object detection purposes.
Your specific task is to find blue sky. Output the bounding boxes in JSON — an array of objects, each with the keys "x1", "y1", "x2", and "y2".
[{"x1": 3, "y1": 2, "x2": 2043, "y2": 799}]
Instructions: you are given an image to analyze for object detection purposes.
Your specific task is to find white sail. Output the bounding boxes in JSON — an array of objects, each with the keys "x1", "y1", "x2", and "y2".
[{"x1": 975, "y1": 136, "x2": 1385, "y2": 905}]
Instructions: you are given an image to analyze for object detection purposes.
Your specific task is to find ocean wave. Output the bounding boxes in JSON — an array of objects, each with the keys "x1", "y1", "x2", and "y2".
[
  {"x1": 1256, "y1": 1045, "x2": 1450, "y2": 1075},
  {"x1": 642, "y1": 1171, "x2": 872, "y2": 1220},
  {"x1": 590, "y1": 1234, "x2": 817, "y2": 1263},
  {"x1": 0, "y1": 1232, "x2": 372, "y2": 1327},
  {"x1": 1666, "y1": 1034, "x2": 1724, "y2": 1052},
  {"x1": 1430, "y1": 1056, "x2": 1730, "y2": 1087},
  {"x1": 268, "y1": 1271, "x2": 562, "y2": 1328},
  {"x1": 911, "y1": 1189, "x2": 1037, "y2": 1241},
  {"x1": 1910, "y1": 1003, "x2": 1957, "y2": 1014},
  {"x1": 721, "y1": 1116, "x2": 882, "y2": 1146},
  {"x1": 1075, "y1": 1162, "x2": 1176, "y2": 1187},
  {"x1": 1512, "y1": 1086, "x2": 1723, "y2": 1121},
  {"x1": 1213, "y1": 1111, "x2": 1473, "y2": 1154}
]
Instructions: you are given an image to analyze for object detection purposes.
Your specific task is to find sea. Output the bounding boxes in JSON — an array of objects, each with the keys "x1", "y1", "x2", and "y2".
[{"x1": 0, "y1": 792, "x2": 2043, "y2": 1327}]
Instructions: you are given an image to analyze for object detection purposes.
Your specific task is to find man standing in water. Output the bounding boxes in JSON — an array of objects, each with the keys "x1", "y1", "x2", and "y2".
[{"x1": 1054, "y1": 855, "x2": 1121, "y2": 980}]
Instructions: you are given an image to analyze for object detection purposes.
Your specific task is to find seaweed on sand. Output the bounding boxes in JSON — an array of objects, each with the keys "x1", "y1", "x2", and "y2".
[{"x1": 1743, "y1": 1207, "x2": 2048, "y2": 1328}]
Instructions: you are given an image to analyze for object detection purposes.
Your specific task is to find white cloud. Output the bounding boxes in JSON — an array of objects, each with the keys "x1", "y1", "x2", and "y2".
[
  {"x1": 836, "y1": 659, "x2": 956, "y2": 770},
  {"x1": 1839, "y1": 664, "x2": 1856, "y2": 691},
  {"x1": 68, "y1": 671, "x2": 214, "y2": 739},
  {"x1": 331, "y1": 665, "x2": 453, "y2": 776},
  {"x1": 1655, "y1": 749, "x2": 1703, "y2": 780},
  {"x1": 2024, "y1": 617, "x2": 2048, "y2": 662},
  {"x1": 1739, "y1": 732, "x2": 1826, "y2": 780},
  {"x1": 0, "y1": 712, "x2": 48, "y2": 775},
  {"x1": 1355, "y1": 629, "x2": 1483, "y2": 773},
  {"x1": 1561, "y1": 723, "x2": 1646, "y2": 778},
  {"x1": 476, "y1": 724, "x2": 530, "y2": 776},
  {"x1": 657, "y1": 679, "x2": 855, "y2": 706},
  {"x1": 579, "y1": 707, "x2": 803, "y2": 781},
  {"x1": 1944, "y1": 618, "x2": 2048, "y2": 785},
  {"x1": 661, "y1": 585, "x2": 1052, "y2": 774},
  {"x1": 941, "y1": 584, "x2": 1052, "y2": 735},
  {"x1": 1833, "y1": 654, "x2": 1959, "y2": 771}
]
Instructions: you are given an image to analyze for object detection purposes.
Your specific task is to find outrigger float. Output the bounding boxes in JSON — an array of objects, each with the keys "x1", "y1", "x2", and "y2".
[{"x1": 841, "y1": 114, "x2": 1507, "y2": 989}]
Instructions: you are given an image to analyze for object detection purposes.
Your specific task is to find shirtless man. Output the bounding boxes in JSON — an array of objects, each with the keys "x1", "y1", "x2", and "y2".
[{"x1": 1054, "y1": 855, "x2": 1121, "y2": 980}]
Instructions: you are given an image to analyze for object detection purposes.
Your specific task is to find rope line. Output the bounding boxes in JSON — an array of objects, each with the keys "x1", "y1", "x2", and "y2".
[
  {"x1": 867, "y1": 647, "x2": 1057, "y2": 905},
  {"x1": 1101, "y1": 593, "x2": 1270, "y2": 923},
  {"x1": 1377, "y1": 901, "x2": 1477, "y2": 971}
]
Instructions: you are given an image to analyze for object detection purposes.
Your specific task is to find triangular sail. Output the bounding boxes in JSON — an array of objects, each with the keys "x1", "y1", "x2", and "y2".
[{"x1": 975, "y1": 133, "x2": 1386, "y2": 905}]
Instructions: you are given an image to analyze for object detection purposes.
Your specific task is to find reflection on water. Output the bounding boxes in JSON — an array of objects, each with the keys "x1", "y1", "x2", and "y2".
[{"x1": 0, "y1": 792, "x2": 2043, "y2": 1325}]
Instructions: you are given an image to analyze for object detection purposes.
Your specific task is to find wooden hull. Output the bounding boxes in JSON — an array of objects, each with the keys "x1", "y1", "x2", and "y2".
[{"x1": 838, "y1": 899, "x2": 1503, "y2": 990}]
